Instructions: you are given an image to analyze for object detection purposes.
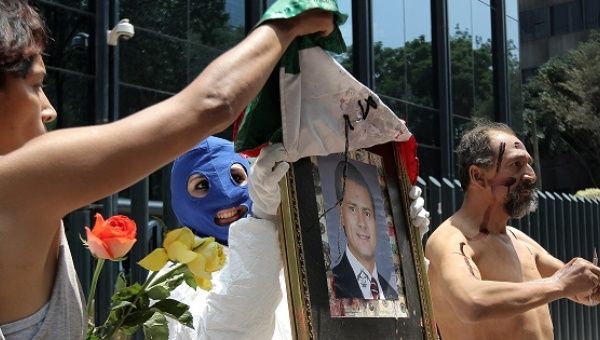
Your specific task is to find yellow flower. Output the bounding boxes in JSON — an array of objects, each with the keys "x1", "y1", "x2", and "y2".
[{"x1": 138, "y1": 227, "x2": 226, "y2": 291}]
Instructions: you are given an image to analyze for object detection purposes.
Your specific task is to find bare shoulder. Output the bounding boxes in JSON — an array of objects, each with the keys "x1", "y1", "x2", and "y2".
[{"x1": 426, "y1": 218, "x2": 471, "y2": 261}]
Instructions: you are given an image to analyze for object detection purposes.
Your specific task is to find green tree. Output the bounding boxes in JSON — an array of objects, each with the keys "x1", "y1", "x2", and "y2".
[{"x1": 523, "y1": 31, "x2": 600, "y2": 188}]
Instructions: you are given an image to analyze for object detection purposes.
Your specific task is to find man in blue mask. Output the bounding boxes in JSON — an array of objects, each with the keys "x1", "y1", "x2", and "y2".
[
  {"x1": 164, "y1": 138, "x2": 430, "y2": 339},
  {"x1": 170, "y1": 136, "x2": 253, "y2": 245}
]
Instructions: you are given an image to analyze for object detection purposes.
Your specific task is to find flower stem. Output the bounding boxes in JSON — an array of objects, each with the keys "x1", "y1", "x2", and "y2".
[
  {"x1": 86, "y1": 258, "x2": 105, "y2": 326},
  {"x1": 104, "y1": 270, "x2": 159, "y2": 339}
]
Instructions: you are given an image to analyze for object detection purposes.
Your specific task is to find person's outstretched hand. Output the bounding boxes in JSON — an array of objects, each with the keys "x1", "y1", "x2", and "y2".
[
  {"x1": 288, "y1": 9, "x2": 335, "y2": 37},
  {"x1": 249, "y1": 144, "x2": 290, "y2": 220}
]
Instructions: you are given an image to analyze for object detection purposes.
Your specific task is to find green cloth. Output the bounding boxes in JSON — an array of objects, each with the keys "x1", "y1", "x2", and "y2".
[{"x1": 234, "y1": 0, "x2": 348, "y2": 154}]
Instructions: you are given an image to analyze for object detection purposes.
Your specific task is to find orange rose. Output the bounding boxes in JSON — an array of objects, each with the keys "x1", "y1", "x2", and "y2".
[{"x1": 85, "y1": 213, "x2": 137, "y2": 260}]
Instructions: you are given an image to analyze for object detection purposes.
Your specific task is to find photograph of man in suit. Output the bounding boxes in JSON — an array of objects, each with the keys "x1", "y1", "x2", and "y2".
[{"x1": 331, "y1": 161, "x2": 399, "y2": 300}]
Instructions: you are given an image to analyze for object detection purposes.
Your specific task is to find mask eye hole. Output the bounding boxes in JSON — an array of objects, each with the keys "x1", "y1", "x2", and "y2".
[
  {"x1": 230, "y1": 163, "x2": 248, "y2": 186},
  {"x1": 187, "y1": 174, "x2": 209, "y2": 198}
]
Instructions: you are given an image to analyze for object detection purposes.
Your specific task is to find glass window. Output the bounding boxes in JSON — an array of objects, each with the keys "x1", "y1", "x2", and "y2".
[
  {"x1": 121, "y1": 0, "x2": 187, "y2": 39},
  {"x1": 40, "y1": 0, "x2": 94, "y2": 12},
  {"x1": 119, "y1": 30, "x2": 188, "y2": 93},
  {"x1": 373, "y1": 0, "x2": 405, "y2": 99},
  {"x1": 190, "y1": 1, "x2": 245, "y2": 51},
  {"x1": 506, "y1": 17, "x2": 523, "y2": 133},
  {"x1": 472, "y1": 1, "x2": 493, "y2": 120},
  {"x1": 505, "y1": 0, "x2": 518, "y2": 21},
  {"x1": 520, "y1": 8, "x2": 550, "y2": 41},
  {"x1": 417, "y1": 147, "x2": 441, "y2": 179},
  {"x1": 449, "y1": 0, "x2": 474, "y2": 117},
  {"x1": 45, "y1": 69, "x2": 94, "y2": 129},
  {"x1": 551, "y1": 3, "x2": 570, "y2": 35},
  {"x1": 407, "y1": 104, "x2": 440, "y2": 148},
  {"x1": 332, "y1": 0, "x2": 353, "y2": 72},
  {"x1": 452, "y1": 115, "x2": 474, "y2": 147},
  {"x1": 585, "y1": 0, "x2": 600, "y2": 29},
  {"x1": 38, "y1": 4, "x2": 95, "y2": 75},
  {"x1": 405, "y1": 0, "x2": 435, "y2": 108}
]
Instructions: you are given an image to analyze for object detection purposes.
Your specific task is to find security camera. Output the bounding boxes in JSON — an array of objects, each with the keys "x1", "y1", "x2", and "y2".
[{"x1": 107, "y1": 19, "x2": 135, "y2": 46}]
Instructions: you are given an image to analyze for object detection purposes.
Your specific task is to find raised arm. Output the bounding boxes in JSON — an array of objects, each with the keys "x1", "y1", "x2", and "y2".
[
  {"x1": 0, "y1": 11, "x2": 333, "y2": 227},
  {"x1": 427, "y1": 228, "x2": 600, "y2": 322}
]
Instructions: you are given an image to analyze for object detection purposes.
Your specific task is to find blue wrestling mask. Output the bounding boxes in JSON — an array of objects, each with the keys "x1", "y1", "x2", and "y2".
[{"x1": 171, "y1": 136, "x2": 252, "y2": 245}]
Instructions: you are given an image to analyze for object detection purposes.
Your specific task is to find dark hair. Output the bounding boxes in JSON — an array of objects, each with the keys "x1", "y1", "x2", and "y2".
[
  {"x1": 334, "y1": 160, "x2": 373, "y2": 205},
  {"x1": 0, "y1": 0, "x2": 47, "y2": 86},
  {"x1": 456, "y1": 119, "x2": 515, "y2": 190}
]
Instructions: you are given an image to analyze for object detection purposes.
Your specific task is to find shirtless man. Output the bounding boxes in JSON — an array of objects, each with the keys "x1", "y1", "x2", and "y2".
[
  {"x1": 0, "y1": 1, "x2": 333, "y2": 338},
  {"x1": 426, "y1": 121, "x2": 600, "y2": 340}
]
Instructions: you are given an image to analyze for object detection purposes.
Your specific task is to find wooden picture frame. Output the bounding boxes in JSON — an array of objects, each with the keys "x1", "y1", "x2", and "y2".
[{"x1": 279, "y1": 143, "x2": 435, "y2": 339}]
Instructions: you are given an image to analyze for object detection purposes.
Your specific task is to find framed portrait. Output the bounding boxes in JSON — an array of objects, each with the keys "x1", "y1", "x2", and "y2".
[{"x1": 279, "y1": 144, "x2": 435, "y2": 339}]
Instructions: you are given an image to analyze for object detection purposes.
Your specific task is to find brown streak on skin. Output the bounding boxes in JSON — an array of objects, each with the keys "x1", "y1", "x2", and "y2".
[
  {"x1": 496, "y1": 142, "x2": 506, "y2": 173},
  {"x1": 459, "y1": 242, "x2": 477, "y2": 277},
  {"x1": 489, "y1": 177, "x2": 517, "y2": 188}
]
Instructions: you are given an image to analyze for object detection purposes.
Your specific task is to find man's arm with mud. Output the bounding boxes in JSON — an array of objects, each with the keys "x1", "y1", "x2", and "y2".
[{"x1": 427, "y1": 229, "x2": 600, "y2": 322}]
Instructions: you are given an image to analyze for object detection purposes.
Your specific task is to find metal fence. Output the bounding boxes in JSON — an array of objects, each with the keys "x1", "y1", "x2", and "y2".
[
  {"x1": 66, "y1": 175, "x2": 599, "y2": 339},
  {"x1": 419, "y1": 175, "x2": 600, "y2": 340}
]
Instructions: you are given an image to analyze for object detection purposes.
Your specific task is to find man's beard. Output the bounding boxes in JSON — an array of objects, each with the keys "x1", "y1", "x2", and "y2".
[{"x1": 505, "y1": 181, "x2": 538, "y2": 218}]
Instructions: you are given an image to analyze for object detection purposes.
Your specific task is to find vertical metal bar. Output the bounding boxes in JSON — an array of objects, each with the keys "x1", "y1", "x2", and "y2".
[
  {"x1": 441, "y1": 177, "x2": 456, "y2": 220},
  {"x1": 352, "y1": 0, "x2": 373, "y2": 87},
  {"x1": 130, "y1": 178, "x2": 150, "y2": 285},
  {"x1": 593, "y1": 198, "x2": 600, "y2": 340},
  {"x1": 431, "y1": 0, "x2": 454, "y2": 178},
  {"x1": 245, "y1": 0, "x2": 265, "y2": 33},
  {"x1": 562, "y1": 193, "x2": 577, "y2": 340},
  {"x1": 427, "y1": 176, "x2": 443, "y2": 235},
  {"x1": 453, "y1": 178, "x2": 463, "y2": 209},
  {"x1": 491, "y1": 0, "x2": 509, "y2": 123},
  {"x1": 584, "y1": 198, "x2": 597, "y2": 339},
  {"x1": 545, "y1": 192, "x2": 561, "y2": 338},
  {"x1": 555, "y1": 192, "x2": 569, "y2": 340},
  {"x1": 572, "y1": 195, "x2": 586, "y2": 337},
  {"x1": 93, "y1": 0, "x2": 118, "y2": 325}
]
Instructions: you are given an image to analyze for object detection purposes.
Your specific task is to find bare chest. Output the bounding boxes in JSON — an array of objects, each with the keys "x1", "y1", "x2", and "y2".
[{"x1": 468, "y1": 235, "x2": 541, "y2": 282}]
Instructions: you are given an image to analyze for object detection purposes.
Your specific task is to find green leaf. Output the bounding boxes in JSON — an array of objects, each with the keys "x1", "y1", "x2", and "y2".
[
  {"x1": 177, "y1": 311, "x2": 194, "y2": 329},
  {"x1": 112, "y1": 283, "x2": 143, "y2": 301},
  {"x1": 147, "y1": 285, "x2": 170, "y2": 300},
  {"x1": 143, "y1": 313, "x2": 169, "y2": 340},
  {"x1": 183, "y1": 271, "x2": 198, "y2": 289},
  {"x1": 162, "y1": 272, "x2": 186, "y2": 291},
  {"x1": 122, "y1": 310, "x2": 154, "y2": 328},
  {"x1": 150, "y1": 299, "x2": 189, "y2": 319},
  {"x1": 110, "y1": 300, "x2": 136, "y2": 311},
  {"x1": 114, "y1": 271, "x2": 127, "y2": 292}
]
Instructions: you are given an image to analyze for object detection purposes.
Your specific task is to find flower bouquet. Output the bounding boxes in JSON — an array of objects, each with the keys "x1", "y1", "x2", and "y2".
[{"x1": 83, "y1": 213, "x2": 225, "y2": 339}]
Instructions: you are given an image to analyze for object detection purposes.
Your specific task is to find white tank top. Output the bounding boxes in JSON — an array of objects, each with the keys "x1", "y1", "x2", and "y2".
[{"x1": 0, "y1": 227, "x2": 87, "y2": 340}]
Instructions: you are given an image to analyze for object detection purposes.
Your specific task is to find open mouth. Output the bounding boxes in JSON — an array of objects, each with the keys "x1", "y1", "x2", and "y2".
[
  {"x1": 356, "y1": 234, "x2": 371, "y2": 241},
  {"x1": 214, "y1": 205, "x2": 248, "y2": 226}
]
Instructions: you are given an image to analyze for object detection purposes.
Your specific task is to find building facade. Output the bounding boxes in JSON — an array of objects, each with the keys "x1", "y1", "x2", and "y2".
[
  {"x1": 520, "y1": 0, "x2": 600, "y2": 81},
  {"x1": 36, "y1": 0, "x2": 521, "y2": 203}
]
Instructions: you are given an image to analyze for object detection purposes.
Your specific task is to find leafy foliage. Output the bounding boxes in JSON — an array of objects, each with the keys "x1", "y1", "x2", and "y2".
[{"x1": 523, "y1": 31, "x2": 600, "y2": 187}]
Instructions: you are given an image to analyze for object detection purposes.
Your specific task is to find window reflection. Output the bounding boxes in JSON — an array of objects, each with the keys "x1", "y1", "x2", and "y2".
[
  {"x1": 449, "y1": 0, "x2": 474, "y2": 117},
  {"x1": 373, "y1": 0, "x2": 405, "y2": 99},
  {"x1": 506, "y1": 17, "x2": 523, "y2": 132},
  {"x1": 505, "y1": 0, "x2": 518, "y2": 20},
  {"x1": 38, "y1": 4, "x2": 94, "y2": 75},
  {"x1": 449, "y1": 0, "x2": 494, "y2": 120},
  {"x1": 373, "y1": 0, "x2": 434, "y2": 109},
  {"x1": 44, "y1": 69, "x2": 94, "y2": 130},
  {"x1": 472, "y1": 1, "x2": 493, "y2": 120},
  {"x1": 333, "y1": 0, "x2": 353, "y2": 72},
  {"x1": 405, "y1": 0, "x2": 434, "y2": 108}
]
